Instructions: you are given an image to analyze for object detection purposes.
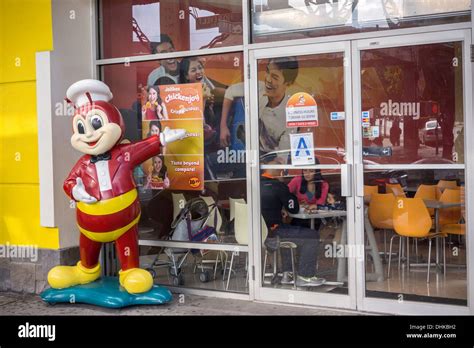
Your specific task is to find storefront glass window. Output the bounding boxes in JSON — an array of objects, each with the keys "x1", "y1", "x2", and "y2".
[
  {"x1": 251, "y1": 0, "x2": 471, "y2": 44},
  {"x1": 257, "y1": 53, "x2": 349, "y2": 294},
  {"x1": 102, "y1": 52, "x2": 248, "y2": 292},
  {"x1": 361, "y1": 39, "x2": 467, "y2": 305},
  {"x1": 99, "y1": 0, "x2": 243, "y2": 59},
  {"x1": 360, "y1": 42, "x2": 464, "y2": 165}
]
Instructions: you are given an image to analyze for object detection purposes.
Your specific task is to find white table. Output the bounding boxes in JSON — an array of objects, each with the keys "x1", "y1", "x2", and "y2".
[{"x1": 289, "y1": 210, "x2": 347, "y2": 230}]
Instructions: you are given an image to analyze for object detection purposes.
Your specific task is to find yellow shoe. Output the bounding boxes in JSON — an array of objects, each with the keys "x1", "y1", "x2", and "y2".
[
  {"x1": 119, "y1": 268, "x2": 153, "y2": 294},
  {"x1": 48, "y1": 261, "x2": 101, "y2": 289}
]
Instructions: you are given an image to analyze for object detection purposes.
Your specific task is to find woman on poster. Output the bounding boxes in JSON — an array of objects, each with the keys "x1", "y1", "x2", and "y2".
[
  {"x1": 145, "y1": 155, "x2": 170, "y2": 190},
  {"x1": 142, "y1": 86, "x2": 168, "y2": 121}
]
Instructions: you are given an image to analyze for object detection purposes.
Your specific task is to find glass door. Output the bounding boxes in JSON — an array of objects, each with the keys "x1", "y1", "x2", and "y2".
[
  {"x1": 353, "y1": 30, "x2": 472, "y2": 314},
  {"x1": 249, "y1": 42, "x2": 357, "y2": 309}
]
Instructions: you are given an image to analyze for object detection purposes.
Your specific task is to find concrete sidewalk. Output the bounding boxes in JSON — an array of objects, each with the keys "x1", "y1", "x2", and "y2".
[{"x1": 0, "y1": 291, "x2": 363, "y2": 316}]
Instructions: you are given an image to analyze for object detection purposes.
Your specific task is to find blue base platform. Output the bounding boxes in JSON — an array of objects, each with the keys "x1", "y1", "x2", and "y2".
[{"x1": 40, "y1": 277, "x2": 173, "y2": 308}]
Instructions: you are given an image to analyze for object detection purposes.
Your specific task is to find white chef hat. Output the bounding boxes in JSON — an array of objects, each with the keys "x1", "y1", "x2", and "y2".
[{"x1": 66, "y1": 79, "x2": 113, "y2": 108}]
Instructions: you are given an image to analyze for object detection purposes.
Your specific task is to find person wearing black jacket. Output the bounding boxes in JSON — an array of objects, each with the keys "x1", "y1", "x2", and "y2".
[{"x1": 260, "y1": 163, "x2": 325, "y2": 287}]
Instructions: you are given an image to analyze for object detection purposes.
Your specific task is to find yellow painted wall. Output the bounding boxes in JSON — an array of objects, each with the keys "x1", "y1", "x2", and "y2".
[{"x1": 0, "y1": 0, "x2": 59, "y2": 248}]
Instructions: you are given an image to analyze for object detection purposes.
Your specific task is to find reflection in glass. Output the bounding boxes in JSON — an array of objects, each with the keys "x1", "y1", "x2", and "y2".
[
  {"x1": 100, "y1": 0, "x2": 243, "y2": 59},
  {"x1": 251, "y1": 0, "x2": 470, "y2": 43},
  {"x1": 256, "y1": 52, "x2": 349, "y2": 293},
  {"x1": 256, "y1": 54, "x2": 346, "y2": 165},
  {"x1": 361, "y1": 42, "x2": 464, "y2": 165},
  {"x1": 102, "y1": 52, "x2": 248, "y2": 292}
]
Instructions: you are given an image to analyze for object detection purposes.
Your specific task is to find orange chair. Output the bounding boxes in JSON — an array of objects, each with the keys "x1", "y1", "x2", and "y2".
[
  {"x1": 438, "y1": 188, "x2": 461, "y2": 227},
  {"x1": 441, "y1": 187, "x2": 465, "y2": 236},
  {"x1": 440, "y1": 187, "x2": 465, "y2": 272},
  {"x1": 414, "y1": 184, "x2": 437, "y2": 216},
  {"x1": 386, "y1": 183, "x2": 406, "y2": 197},
  {"x1": 390, "y1": 197, "x2": 444, "y2": 283},
  {"x1": 364, "y1": 185, "x2": 378, "y2": 197},
  {"x1": 368, "y1": 193, "x2": 396, "y2": 257},
  {"x1": 436, "y1": 180, "x2": 458, "y2": 199},
  {"x1": 442, "y1": 223, "x2": 465, "y2": 236}
]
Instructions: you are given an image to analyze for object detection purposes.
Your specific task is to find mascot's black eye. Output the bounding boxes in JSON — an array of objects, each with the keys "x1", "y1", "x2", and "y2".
[
  {"x1": 90, "y1": 115, "x2": 103, "y2": 130},
  {"x1": 77, "y1": 120, "x2": 85, "y2": 134}
]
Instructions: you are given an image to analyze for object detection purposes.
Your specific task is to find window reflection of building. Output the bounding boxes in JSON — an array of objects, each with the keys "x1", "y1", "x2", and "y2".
[
  {"x1": 102, "y1": 51, "x2": 246, "y2": 291},
  {"x1": 100, "y1": 0, "x2": 243, "y2": 59},
  {"x1": 251, "y1": 0, "x2": 471, "y2": 42},
  {"x1": 361, "y1": 42, "x2": 464, "y2": 164}
]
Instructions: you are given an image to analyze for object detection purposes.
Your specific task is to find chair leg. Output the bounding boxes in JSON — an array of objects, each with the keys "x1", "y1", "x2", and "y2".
[
  {"x1": 388, "y1": 234, "x2": 399, "y2": 278},
  {"x1": 263, "y1": 250, "x2": 268, "y2": 283},
  {"x1": 415, "y1": 239, "x2": 418, "y2": 261},
  {"x1": 290, "y1": 248, "x2": 297, "y2": 290},
  {"x1": 384, "y1": 230, "x2": 387, "y2": 260},
  {"x1": 222, "y1": 251, "x2": 231, "y2": 281},
  {"x1": 222, "y1": 258, "x2": 226, "y2": 280},
  {"x1": 427, "y1": 239, "x2": 432, "y2": 283},
  {"x1": 221, "y1": 256, "x2": 226, "y2": 280},
  {"x1": 245, "y1": 254, "x2": 249, "y2": 288},
  {"x1": 443, "y1": 237, "x2": 446, "y2": 275},
  {"x1": 406, "y1": 236, "x2": 410, "y2": 272},
  {"x1": 273, "y1": 250, "x2": 278, "y2": 276},
  {"x1": 226, "y1": 251, "x2": 235, "y2": 291},
  {"x1": 170, "y1": 252, "x2": 179, "y2": 277},
  {"x1": 398, "y1": 236, "x2": 403, "y2": 271},
  {"x1": 213, "y1": 252, "x2": 220, "y2": 280}
]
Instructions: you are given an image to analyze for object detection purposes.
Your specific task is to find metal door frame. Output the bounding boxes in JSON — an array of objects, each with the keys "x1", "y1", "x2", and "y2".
[
  {"x1": 248, "y1": 29, "x2": 473, "y2": 314},
  {"x1": 352, "y1": 29, "x2": 472, "y2": 315},
  {"x1": 248, "y1": 41, "x2": 357, "y2": 310}
]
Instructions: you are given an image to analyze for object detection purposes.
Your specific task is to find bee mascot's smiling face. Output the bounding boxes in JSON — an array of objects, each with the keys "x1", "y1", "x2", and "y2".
[{"x1": 70, "y1": 101, "x2": 124, "y2": 156}]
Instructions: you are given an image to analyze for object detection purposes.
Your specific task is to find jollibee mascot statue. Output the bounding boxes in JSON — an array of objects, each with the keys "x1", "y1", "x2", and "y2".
[{"x1": 47, "y1": 79, "x2": 185, "y2": 296}]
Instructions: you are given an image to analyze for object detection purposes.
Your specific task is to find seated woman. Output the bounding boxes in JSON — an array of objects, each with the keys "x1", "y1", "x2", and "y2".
[{"x1": 287, "y1": 164, "x2": 329, "y2": 229}]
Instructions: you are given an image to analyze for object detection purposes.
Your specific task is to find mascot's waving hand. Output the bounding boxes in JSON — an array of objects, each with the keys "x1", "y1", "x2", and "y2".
[{"x1": 47, "y1": 79, "x2": 185, "y2": 294}]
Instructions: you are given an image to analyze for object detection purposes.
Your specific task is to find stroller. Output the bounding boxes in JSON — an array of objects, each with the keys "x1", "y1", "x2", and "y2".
[{"x1": 147, "y1": 197, "x2": 222, "y2": 286}]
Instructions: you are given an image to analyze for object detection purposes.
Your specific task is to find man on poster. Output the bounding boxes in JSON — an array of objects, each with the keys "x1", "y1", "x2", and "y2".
[{"x1": 259, "y1": 57, "x2": 299, "y2": 163}]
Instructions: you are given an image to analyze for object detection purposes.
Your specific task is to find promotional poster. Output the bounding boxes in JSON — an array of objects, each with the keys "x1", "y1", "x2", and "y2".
[{"x1": 142, "y1": 83, "x2": 204, "y2": 191}]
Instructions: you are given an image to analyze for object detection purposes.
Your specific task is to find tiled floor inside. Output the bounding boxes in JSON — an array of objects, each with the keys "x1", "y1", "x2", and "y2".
[
  {"x1": 365, "y1": 233, "x2": 467, "y2": 304},
  {"x1": 140, "y1": 221, "x2": 467, "y2": 304}
]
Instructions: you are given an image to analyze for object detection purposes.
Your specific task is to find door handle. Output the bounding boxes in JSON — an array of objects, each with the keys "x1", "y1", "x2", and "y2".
[{"x1": 341, "y1": 164, "x2": 352, "y2": 197}]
